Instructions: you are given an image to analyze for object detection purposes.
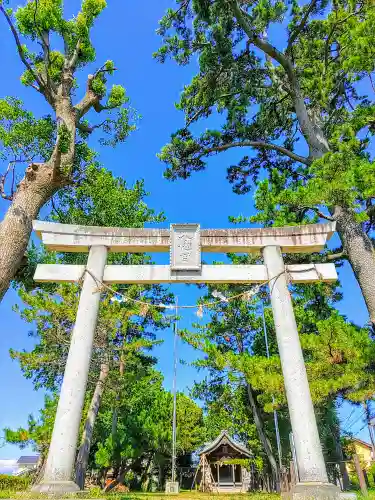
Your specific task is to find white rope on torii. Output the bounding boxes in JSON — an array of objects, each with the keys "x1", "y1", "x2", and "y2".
[
  {"x1": 30, "y1": 221, "x2": 339, "y2": 496},
  {"x1": 82, "y1": 265, "x2": 323, "y2": 313}
]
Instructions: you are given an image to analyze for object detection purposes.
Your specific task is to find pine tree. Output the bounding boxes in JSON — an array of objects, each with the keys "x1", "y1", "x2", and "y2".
[
  {"x1": 180, "y1": 257, "x2": 375, "y2": 482},
  {"x1": 156, "y1": 0, "x2": 375, "y2": 325}
]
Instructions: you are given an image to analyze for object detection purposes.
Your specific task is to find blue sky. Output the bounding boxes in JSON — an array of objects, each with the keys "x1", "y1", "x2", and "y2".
[{"x1": 0, "y1": 0, "x2": 372, "y2": 459}]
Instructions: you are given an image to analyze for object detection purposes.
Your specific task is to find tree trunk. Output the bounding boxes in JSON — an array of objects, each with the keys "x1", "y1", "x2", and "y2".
[
  {"x1": 141, "y1": 453, "x2": 155, "y2": 492},
  {"x1": 111, "y1": 360, "x2": 124, "y2": 440},
  {"x1": 104, "y1": 456, "x2": 144, "y2": 492},
  {"x1": 75, "y1": 362, "x2": 109, "y2": 489},
  {"x1": 246, "y1": 384, "x2": 279, "y2": 490},
  {"x1": 0, "y1": 96, "x2": 76, "y2": 302},
  {"x1": 0, "y1": 162, "x2": 59, "y2": 300},
  {"x1": 33, "y1": 455, "x2": 46, "y2": 486},
  {"x1": 334, "y1": 206, "x2": 375, "y2": 325},
  {"x1": 158, "y1": 463, "x2": 164, "y2": 491}
]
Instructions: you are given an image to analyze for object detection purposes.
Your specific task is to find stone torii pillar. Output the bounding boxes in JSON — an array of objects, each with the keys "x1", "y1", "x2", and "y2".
[
  {"x1": 31, "y1": 221, "x2": 340, "y2": 498},
  {"x1": 32, "y1": 246, "x2": 107, "y2": 493},
  {"x1": 263, "y1": 247, "x2": 339, "y2": 499}
]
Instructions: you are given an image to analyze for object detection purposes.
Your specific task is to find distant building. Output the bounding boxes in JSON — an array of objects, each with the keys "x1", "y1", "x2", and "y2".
[
  {"x1": 349, "y1": 438, "x2": 374, "y2": 468},
  {"x1": 15, "y1": 456, "x2": 39, "y2": 474},
  {"x1": 343, "y1": 438, "x2": 374, "y2": 479},
  {"x1": 196, "y1": 430, "x2": 253, "y2": 493},
  {"x1": 0, "y1": 456, "x2": 39, "y2": 476}
]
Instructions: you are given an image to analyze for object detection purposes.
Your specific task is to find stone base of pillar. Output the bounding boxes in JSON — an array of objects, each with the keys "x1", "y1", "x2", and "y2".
[
  {"x1": 165, "y1": 481, "x2": 179, "y2": 494},
  {"x1": 283, "y1": 482, "x2": 341, "y2": 500},
  {"x1": 31, "y1": 480, "x2": 80, "y2": 493}
]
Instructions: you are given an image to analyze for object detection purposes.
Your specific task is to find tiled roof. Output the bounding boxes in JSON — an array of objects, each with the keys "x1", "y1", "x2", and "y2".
[
  {"x1": 17, "y1": 456, "x2": 39, "y2": 465},
  {"x1": 199, "y1": 430, "x2": 252, "y2": 457},
  {"x1": 352, "y1": 438, "x2": 372, "y2": 450}
]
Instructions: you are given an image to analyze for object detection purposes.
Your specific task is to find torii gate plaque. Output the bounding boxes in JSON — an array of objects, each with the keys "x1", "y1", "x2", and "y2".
[{"x1": 31, "y1": 221, "x2": 340, "y2": 499}]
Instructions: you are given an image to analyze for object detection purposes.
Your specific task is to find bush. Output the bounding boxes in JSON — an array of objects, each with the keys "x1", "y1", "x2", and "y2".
[{"x1": 0, "y1": 474, "x2": 31, "y2": 491}]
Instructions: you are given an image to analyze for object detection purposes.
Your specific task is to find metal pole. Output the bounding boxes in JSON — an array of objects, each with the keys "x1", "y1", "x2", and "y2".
[
  {"x1": 171, "y1": 298, "x2": 178, "y2": 483},
  {"x1": 262, "y1": 301, "x2": 283, "y2": 470},
  {"x1": 365, "y1": 405, "x2": 375, "y2": 459}
]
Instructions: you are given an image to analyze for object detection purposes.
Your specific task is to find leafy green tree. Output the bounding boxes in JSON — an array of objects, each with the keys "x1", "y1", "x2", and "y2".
[
  {"x1": 181, "y1": 258, "x2": 375, "y2": 484},
  {"x1": 12, "y1": 278, "x2": 169, "y2": 488},
  {"x1": 4, "y1": 394, "x2": 57, "y2": 459},
  {"x1": 94, "y1": 371, "x2": 204, "y2": 491},
  {"x1": 156, "y1": 0, "x2": 375, "y2": 325},
  {"x1": 193, "y1": 379, "x2": 265, "y2": 470},
  {"x1": 0, "y1": 0, "x2": 135, "y2": 300},
  {"x1": 182, "y1": 279, "x2": 281, "y2": 482}
]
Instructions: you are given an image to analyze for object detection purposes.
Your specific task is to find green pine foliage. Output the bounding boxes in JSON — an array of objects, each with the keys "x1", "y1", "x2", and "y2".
[
  {"x1": 5, "y1": 166, "x2": 204, "y2": 488},
  {"x1": 156, "y1": 1, "x2": 375, "y2": 223},
  {"x1": 155, "y1": 1, "x2": 375, "y2": 325},
  {"x1": 181, "y1": 254, "x2": 375, "y2": 467}
]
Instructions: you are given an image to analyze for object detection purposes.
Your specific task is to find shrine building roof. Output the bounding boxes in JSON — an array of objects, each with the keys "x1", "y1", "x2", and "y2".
[{"x1": 198, "y1": 430, "x2": 252, "y2": 457}]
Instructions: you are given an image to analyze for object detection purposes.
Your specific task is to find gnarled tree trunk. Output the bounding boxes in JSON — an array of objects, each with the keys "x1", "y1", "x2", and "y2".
[
  {"x1": 0, "y1": 163, "x2": 60, "y2": 300},
  {"x1": 104, "y1": 456, "x2": 144, "y2": 492},
  {"x1": 75, "y1": 362, "x2": 109, "y2": 489},
  {"x1": 334, "y1": 206, "x2": 375, "y2": 324},
  {"x1": 0, "y1": 7, "x2": 115, "y2": 302},
  {"x1": 0, "y1": 96, "x2": 76, "y2": 301}
]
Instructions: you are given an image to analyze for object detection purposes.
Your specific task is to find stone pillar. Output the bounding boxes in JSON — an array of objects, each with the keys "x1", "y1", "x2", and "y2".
[
  {"x1": 33, "y1": 246, "x2": 108, "y2": 493},
  {"x1": 263, "y1": 246, "x2": 339, "y2": 499}
]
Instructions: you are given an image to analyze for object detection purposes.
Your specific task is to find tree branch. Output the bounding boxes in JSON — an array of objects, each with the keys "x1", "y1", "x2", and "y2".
[
  {"x1": 0, "y1": 5, "x2": 45, "y2": 90},
  {"x1": 30, "y1": 83, "x2": 42, "y2": 93},
  {"x1": 51, "y1": 196, "x2": 65, "y2": 221},
  {"x1": 33, "y1": 0, "x2": 52, "y2": 85},
  {"x1": 74, "y1": 75, "x2": 99, "y2": 118},
  {"x1": 68, "y1": 39, "x2": 81, "y2": 70},
  {"x1": 327, "y1": 251, "x2": 347, "y2": 261},
  {"x1": 230, "y1": 1, "x2": 296, "y2": 85},
  {"x1": 368, "y1": 73, "x2": 375, "y2": 94},
  {"x1": 0, "y1": 162, "x2": 16, "y2": 201},
  {"x1": 203, "y1": 140, "x2": 311, "y2": 165},
  {"x1": 286, "y1": 0, "x2": 318, "y2": 52},
  {"x1": 230, "y1": 0, "x2": 329, "y2": 156},
  {"x1": 298, "y1": 206, "x2": 336, "y2": 221},
  {"x1": 74, "y1": 69, "x2": 117, "y2": 119},
  {"x1": 185, "y1": 91, "x2": 245, "y2": 127},
  {"x1": 77, "y1": 120, "x2": 107, "y2": 134},
  {"x1": 93, "y1": 64, "x2": 117, "y2": 79}
]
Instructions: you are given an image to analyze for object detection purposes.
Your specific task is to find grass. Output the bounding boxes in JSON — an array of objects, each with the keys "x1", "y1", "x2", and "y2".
[{"x1": 0, "y1": 491, "x2": 282, "y2": 500}]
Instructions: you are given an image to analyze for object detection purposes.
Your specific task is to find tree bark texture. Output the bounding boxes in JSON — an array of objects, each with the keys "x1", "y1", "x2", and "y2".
[
  {"x1": 327, "y1": 406, "x2": 350, "y2": 491},
  {"x1": 246, "y1": 384, "x2": 279, "y2": 486},
  {"x1": 141, "y1": 453, "x2": 155, "y2": 492},
  {"x1": 0, "y1": 13, "x2": 109, "y2": 302},
  {"x1": 335, "y1": 206, "x2": 375, "y2": 325},
  {"x1": 75, "y1": 362, "x2": 109, "y2": 490},
  {"x1": 0, "y1": 98, "x2": 76, "y2": 301}
]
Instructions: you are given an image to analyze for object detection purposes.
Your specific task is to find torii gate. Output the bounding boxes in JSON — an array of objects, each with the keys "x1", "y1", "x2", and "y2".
[{"x1": 31, "y1": 221, "x2": 340, "y2": 499}]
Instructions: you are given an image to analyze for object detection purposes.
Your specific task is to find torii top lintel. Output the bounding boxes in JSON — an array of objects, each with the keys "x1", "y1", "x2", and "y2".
[{"x1": 33, "y1": 220, "x2": 335, "y2": 254}]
